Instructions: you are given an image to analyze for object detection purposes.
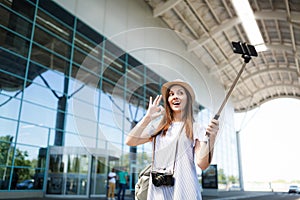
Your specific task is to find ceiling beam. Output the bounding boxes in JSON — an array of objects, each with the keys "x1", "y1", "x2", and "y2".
[
  {"x1": 172, "y1": 7, "x2": 199, "y2": 38},
  {"x1": 239, "y1": 68, "x2": 298, "y2": 86},
  {"x1": 284, "y1": 0, "x2": 300, "y2": 76},
  {"x1": 187, "y1": 10, "x2": 300, "y2": 53},
  {"x1": 187, "y1": 17, "x2": 241, "y2": 52},
  {"x1": 209, "y1": 43, "x2": 300, "y2": 76},
  {"x1": 185, "y1": 0, "x2": 209, "y2": 33},
  {"x1": 153, "y1": 0, "x2": 182, "y2": 17},
  {"x1": 236, "y1": 83, "x2": 300, "y2": 103},
  {"x1": 235, "y1": 93, "x2": 300, "y2": 112},
  {"x1": 255, "y1": 10, "x2": 300, "y2": 22}
]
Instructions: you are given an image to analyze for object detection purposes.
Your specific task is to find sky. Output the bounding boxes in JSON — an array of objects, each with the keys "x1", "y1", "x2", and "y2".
[{"x1": 234, "y1": 98, "x2": 300, "y2": 183}]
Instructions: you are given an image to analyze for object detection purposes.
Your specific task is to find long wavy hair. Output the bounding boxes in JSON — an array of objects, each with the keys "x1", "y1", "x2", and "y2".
[{"x1": 152, "y1": 85, "x2": 195, "y2": 140}]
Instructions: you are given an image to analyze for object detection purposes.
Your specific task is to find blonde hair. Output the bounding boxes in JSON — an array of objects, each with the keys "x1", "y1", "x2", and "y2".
[{"x1": 152, "y1": 85, "x2": 194, "y2": 140}]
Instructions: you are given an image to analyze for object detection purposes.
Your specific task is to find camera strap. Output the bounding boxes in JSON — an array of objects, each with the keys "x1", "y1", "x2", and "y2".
[{"x1": 151, "y1": 125, "x2": 183, "y2": 175}]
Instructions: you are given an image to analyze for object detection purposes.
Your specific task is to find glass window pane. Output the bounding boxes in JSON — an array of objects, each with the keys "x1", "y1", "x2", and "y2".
[
  {"x1": 0, "y1": 29, "x2": 30, "y2": 58},
  {"x1": 64, "y1": 132, "x2": 83, "y2": 147},
  {"x1": 14, "y1": 144, "x2": 40, "y2": 168},
  {"x1": 0, "y1": 92, "x2": 22, "y2": 120},
  {"x1": 79, "y1": 155, "x2": 88, "y2": 174},
  {"x1": 38, "y1": 0, "x2": 74, "y2": 28},
  {"x1": 76, "y1": 133, "x2": 97, "y2": 149},
  {"x1": 30, "y1": 43, "x2": 70, "y2": 76},
  {"x1": 23, "y1": 70, "x2": 65, "y2": 106},
  {"x1": 0, "y1": 118, "x2": 18, "y2": 139},
  {"x1": 100, "y1": 125, "x2": 123, "y2": 145},
  {"x1": 66, "y1": 175, "x2": 78, "y2": 195},
  {"x1": 33, "y1": 25, "x2": 71, "y2": 60},
  {"x1": 67, "y1": 155, "x2": 79, "y2": 173},
  {"x1": 32, "y1": 169, "x2": 45, "y2": 190},
  {"x1": 20, "y1": 101, "x2": 56, "y2": 128},
  {"x1": 0, "y1": 51, "x2": 27, "y2": 92},
  {"x1": 76, "y1": 19, "x2": 103, "y2": 45},
  {"x1": 0, "y1": 0, "x2": 34, "y2": 57},
  {"x1": 0, "y1": 135, "x2": 14, "y2": 180},
  {"x1": 99, "y1": 107, "x2": 123, "y2": 133},
  {"x1": 18, "y1": 123, "x2": 49, "y2": 147}
]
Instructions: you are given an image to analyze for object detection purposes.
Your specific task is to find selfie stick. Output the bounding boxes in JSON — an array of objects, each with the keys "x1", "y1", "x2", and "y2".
[
  {"x1": 207, "y1": 41, "x2": 258, "y2": 162},
  {"x1": 213, "y1": 61, "x2": 247, "y2": 120},
  {"x1": 212, "y1": 41, "x2": 257, "y2": 120}
]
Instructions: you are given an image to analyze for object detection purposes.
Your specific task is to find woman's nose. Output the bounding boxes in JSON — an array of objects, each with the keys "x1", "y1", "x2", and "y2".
[{"x1": 172, "y1": 95, "x2": 179, "y2": 100}]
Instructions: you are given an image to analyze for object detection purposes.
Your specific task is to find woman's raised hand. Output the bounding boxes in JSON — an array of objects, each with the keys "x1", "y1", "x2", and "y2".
[
  {"x1": 206, "y1": 119, "x2": 219, "y2": 138},
  {"x1": 145, "y1": 95, "x2": 164, "y2": 121}
]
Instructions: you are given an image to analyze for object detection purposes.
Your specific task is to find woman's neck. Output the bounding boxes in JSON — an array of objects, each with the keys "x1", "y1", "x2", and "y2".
[{"x1": 173, "y1": 112, "x2": 183, "y2": 122}]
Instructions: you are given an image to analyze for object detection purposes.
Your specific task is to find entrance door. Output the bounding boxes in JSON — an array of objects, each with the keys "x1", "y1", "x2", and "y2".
[
  {"x1": 45, "y1": 146, "x2": 116, "y2": 198},
  {"x1": 90, "y1": 156, "x2": 107, "y2": 197},
  {"x1": 46, "y1": 146, "x2": 91, "y2": 198},
  {"x1": 65, "y1": 154, "x2": 89, "y2": 196}
]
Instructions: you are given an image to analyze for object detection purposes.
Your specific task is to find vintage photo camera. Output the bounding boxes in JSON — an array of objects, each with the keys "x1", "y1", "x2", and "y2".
[{"x1": 151, "y1": 171, "x2": 175, "y2": 187}]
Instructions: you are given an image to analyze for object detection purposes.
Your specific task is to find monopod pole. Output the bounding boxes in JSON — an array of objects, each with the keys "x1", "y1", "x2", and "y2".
[
  {"x1": 213, "y1": 61, "x2": 248, "y2": 120},
  {"x1": 207, "y1": 54, "x2": 252, "y2": 163}
]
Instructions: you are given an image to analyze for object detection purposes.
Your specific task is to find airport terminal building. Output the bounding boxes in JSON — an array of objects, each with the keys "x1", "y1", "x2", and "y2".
[{"x1": 0, "y1": 0, "x2": 239, "y2": 198}]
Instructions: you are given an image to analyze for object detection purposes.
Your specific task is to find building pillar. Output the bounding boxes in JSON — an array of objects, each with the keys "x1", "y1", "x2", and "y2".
[{"x1": 236, "y1": 131, "x2": 244, "y2": 191}]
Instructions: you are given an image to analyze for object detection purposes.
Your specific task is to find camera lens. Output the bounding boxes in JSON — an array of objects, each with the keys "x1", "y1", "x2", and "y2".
[
  {"x1": 152, "y1": 172, "x2": 175, "y2": 187},
  {"x1": 153, "y1": 174, "x2": 165, "y2": 187}
]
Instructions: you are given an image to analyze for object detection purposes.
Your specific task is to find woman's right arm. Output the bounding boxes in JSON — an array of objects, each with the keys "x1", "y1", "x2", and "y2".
[
  {"x1": 125, "y1": 115, "x2": 152, "y2": 146},
  {"x1": 125, "y1": 95, "x2": 164, "y2": 146}
]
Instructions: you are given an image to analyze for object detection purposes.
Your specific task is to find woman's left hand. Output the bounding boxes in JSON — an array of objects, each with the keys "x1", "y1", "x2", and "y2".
[
  {"x1": 145, "y1": 95, "x2": 165, "y2": 121},
  {"x1": 206, "y1": 119, "x2": 219, "y2": 138}
]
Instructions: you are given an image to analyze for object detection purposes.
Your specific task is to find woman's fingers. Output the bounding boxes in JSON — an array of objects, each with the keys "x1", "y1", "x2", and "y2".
[
  {"x1": 146, "y1": 95, "x2": 163, "y2": 120},
  {"x1": 151, "y1": 105, "x2": 165, "y2": 119},
  {"x1": 206, "y1": 119, "x2": 219, "y2": 136},
  {"x1": 158, "y1": 105, "x2": 165, "y2": 115},
  {"x1": 211, "y1": 119, "x2": 219, "y2": 126},
  {"x1": 153, "y1": 95, "x2": 162, "y2": 105},
  {"x1": 149, "y1": 96, "x2": 153, "y2": 106}
]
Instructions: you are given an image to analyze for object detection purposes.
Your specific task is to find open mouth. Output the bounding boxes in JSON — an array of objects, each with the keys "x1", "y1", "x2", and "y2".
[{"x1": 172, "y1": 101, "x2": 180, "y2": 106}]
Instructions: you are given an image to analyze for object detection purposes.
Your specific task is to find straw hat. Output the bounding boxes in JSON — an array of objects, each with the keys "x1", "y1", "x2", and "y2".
[{"x1": 161, "y1": 79, "x2": 195, "y2": 103}]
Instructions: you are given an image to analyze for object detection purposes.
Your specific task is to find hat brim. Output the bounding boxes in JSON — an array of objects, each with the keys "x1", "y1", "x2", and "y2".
[{"x1": 161, "y1": 79, "x2": 195, "y2": 103}]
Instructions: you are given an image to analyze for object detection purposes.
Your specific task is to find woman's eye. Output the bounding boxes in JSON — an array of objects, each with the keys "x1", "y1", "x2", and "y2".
[{"x1": 178, "y1": 91, "x2": 184, "y2": 95}]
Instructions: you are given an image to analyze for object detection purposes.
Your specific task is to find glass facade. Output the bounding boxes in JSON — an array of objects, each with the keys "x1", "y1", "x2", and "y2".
[
  {"x1": 0, "y1": 0, "x2": 164, "y2": 196},
  {"x1": 0, "y1": 0, "x2": 239, "y2": 197}
]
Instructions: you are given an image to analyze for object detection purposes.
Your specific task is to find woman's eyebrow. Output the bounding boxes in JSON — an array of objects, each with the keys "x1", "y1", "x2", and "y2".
[
  {"x1": 176, "y1": 88, "x2": 184, "y2": 92},
  {"x1": 169, "y1": 88, "x2": 184, "y2": 93}
]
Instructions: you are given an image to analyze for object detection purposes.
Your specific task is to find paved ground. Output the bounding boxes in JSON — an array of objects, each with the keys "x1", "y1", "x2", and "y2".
[
  {"x1": 5, "y1": 191, "x2": 300, "y2": 200},
  {"x1": 0, "y1": 191, "x2": 270, "y2": 200},
  {"x1": 203, "y1": 191, "x2": 300, "y2": 200},
  {"x1": 202, "y1": 191, "x2": 272, "y2": 200}
]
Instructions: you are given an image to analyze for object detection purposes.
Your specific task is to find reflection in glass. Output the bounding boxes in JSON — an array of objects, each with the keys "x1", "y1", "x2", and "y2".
[
  {"x1": 47, "y1": 154, "x2": 64, "y2": 194},
  {"x1": 18, "y1": 124, "x2": 49, "y2": 147},
  {"x1": 0, "y1": 0, "x2": 33, "y2": 57},
  {"x1": 90, "y1": 156, "x2": 106, "y2": 195},
  {"x1": 66, "y1": 176, "x2": 78, "y2": 195},
  {"x1": 0, "y1": 119, "x2": 17, "y2": 140},
  {"x1": 14, "y1": 144, "x2": 40, "y2": 168}
]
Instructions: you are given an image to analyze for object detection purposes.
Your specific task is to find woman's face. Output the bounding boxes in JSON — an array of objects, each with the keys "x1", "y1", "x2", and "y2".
[{"x1": 167, "y1": 85, "x2": 188, "y2": 113}]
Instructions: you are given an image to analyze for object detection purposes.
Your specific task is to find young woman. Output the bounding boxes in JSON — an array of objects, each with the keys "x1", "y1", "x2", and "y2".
[{"x1": 126, "y1": 79, "x2": 219, "y2": 200}]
